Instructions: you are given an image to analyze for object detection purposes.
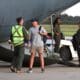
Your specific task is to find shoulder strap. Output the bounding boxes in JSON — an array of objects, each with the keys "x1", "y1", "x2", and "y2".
[{"x1": 39, "y1": 26, "x2": 42, "y2": 32}]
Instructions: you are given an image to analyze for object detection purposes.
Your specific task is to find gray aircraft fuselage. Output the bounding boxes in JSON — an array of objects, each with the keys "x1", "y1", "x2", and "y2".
[{"x1": 0, "y1": 0, "x2": 79, "y2": 42}]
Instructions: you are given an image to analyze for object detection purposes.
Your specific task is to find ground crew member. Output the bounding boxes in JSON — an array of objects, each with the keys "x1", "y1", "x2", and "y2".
[
  {"x1": 53, "y1": 17, "x2": 63, "y2": 53},
  {"x1": 10, "y1": 17, "x2": 28, "y2": 73},
  {"x1": 73, "y1": 22, "x2": 80, "y2": 66},
  {"x1": 27, "y1": 19, "x2": 47, "y2": 73},
  {"x1": 77, "y1": 22, "x2": 80, "y2": 66}
]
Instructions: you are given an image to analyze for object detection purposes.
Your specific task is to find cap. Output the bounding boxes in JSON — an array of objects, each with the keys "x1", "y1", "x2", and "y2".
[{"x1": 31, "y1": 18, "x2": 38, "y2": 22}]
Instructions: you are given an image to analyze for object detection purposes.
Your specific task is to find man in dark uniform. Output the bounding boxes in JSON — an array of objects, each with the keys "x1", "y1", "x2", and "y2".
[
  {"x1": 73, "y1": 22, "x2": 80, "y2": 66},
  {"x1": 53, "y1": 17, "x2": 63, "y2": 53},
  {"x1": 10, "y1": 17, "x2": 29, "y2": 73},
  {"x1": 77, "y1": 23, "x2": 80, "y2": 66}
]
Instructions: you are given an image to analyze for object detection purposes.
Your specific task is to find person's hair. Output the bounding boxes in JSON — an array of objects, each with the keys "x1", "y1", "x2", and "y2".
[
  {"x1": 16, "y1": 17, "x2": 23, "y2": 24},
  {"x1": 53, "y1": 17, "x2": 60, "y2": 27}
]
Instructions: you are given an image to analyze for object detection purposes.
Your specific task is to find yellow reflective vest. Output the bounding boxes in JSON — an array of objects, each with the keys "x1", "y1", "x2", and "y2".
[{"x1": 12, "y1": 25, "x2": 24, "y2": 46}]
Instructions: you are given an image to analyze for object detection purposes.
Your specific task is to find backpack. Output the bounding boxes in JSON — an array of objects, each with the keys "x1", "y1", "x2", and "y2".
[{"x1": 39, "y1": 26, "x2": 47, "y2": 44}]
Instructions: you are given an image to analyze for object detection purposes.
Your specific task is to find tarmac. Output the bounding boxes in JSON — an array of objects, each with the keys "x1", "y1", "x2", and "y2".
[
  {"x1": 0, "y1": 40, "x2": 80, "y2": 80},
  {"x1": 0, "y1": 61, "x2": 80, "y2": 80}
]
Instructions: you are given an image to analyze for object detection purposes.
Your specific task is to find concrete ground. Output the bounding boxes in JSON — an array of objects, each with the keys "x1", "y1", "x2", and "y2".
[
  {"x1": 0, "y1": 42, "x2": 80, "y2": 80},
  {"x1": 0, "y1": 61, "x2": 80, "y2": 80}
]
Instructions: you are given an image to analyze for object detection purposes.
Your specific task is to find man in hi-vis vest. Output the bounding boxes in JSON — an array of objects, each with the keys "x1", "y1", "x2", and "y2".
[{"x1": 10, "y1": 17, "x2": 28, "y2": 73}]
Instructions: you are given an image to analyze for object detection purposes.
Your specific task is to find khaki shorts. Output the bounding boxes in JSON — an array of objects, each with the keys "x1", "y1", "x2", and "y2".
[{"x1": 30, "y1": 46, "x2": 44, "y2": 54}]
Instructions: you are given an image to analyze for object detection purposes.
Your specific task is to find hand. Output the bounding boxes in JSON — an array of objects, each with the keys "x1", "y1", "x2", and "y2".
[
  {"x1": 27, "y1": 42, "x2": 31, "y2": 48},
  {"x1": 24, "y1": 43, "x2": 28, "y2": 47},
  {"x1": 25, "y1": 43, "x2": 31, "y2": 48},
  {"x1": 8, "y1": 40, "x2": 12, "y2": 44}
]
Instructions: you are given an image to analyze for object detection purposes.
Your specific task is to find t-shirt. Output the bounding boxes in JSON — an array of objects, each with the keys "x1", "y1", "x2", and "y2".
[{"x1": 29, "y1": 26, "x2": 46, "y2": 47}]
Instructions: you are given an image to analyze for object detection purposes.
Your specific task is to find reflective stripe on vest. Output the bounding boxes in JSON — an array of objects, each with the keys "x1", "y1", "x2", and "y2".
[{"x1": 12, "y1": 25, "x2": 24, "y2": 46}]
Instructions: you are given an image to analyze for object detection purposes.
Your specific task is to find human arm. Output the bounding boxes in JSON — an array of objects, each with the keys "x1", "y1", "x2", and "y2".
[{"x1": 39, "y1": 26, "x2": 47, "y2": 36}]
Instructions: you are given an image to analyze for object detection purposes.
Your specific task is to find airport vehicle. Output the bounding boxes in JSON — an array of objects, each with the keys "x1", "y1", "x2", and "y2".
[{"x1": 45, "y1": 38, "x2": 78, "y2": 61}]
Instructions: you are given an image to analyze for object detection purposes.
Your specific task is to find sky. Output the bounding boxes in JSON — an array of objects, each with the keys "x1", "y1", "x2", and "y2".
[{"x1": 62, "y1": 2, "x2": 80, "y2": 16}]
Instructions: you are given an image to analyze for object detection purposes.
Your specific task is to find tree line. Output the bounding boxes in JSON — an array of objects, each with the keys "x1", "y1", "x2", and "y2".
[{"x1": 42, "y1": 14, "x2": 80, "y2": 25}]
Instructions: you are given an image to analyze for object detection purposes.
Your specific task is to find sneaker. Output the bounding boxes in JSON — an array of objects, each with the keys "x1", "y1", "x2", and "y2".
[
  {"x1": 27, "y1": 69, "x2": 33, "y2": 73},
  {"x1": 10, "y1": 66, "x2": 16, "y2": 72},
  {"x1": 41, "y1": 69, "x2": 45, "y2": 73}
]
